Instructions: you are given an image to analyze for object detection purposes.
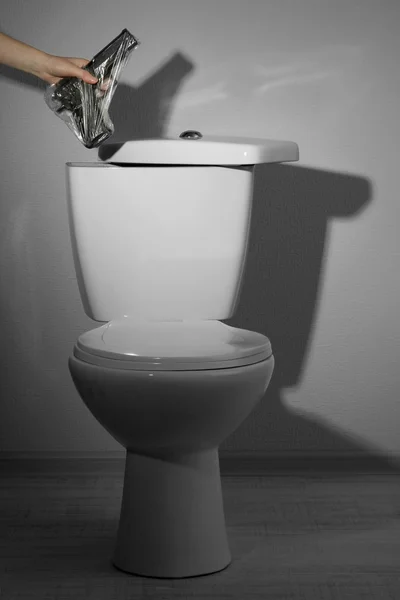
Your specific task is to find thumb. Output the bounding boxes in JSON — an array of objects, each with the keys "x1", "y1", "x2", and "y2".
[
  {"x1": 75, "y1": 68, "x2": 98, "y2": 84},
  {"x1": 64, "y1": 58, "x2": 98, "y2": 84}
]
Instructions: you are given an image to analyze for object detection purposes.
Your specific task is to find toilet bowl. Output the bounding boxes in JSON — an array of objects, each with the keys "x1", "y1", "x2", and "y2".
[
  {"x1": 66, "y1": 134, "x2": 298, "y2": 578},
  {"x1": 69, "y1": 319, "x2": 274, "y2": 577}
]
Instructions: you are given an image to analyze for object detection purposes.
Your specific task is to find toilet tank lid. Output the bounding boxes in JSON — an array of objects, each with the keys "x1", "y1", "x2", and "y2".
[{"x1": 101, "y1": 135, "x2": 299, "y2": 165}]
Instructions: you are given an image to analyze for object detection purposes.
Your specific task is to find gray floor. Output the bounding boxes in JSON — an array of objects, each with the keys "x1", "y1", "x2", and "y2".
[{"x1": 1, "y1": 457, "x2": 400, "y2": 599}]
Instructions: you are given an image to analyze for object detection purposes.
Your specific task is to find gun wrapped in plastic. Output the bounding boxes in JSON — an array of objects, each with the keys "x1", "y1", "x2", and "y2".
[{"x1": 44, "y1": 29, "x2": 139, "y2": 148}]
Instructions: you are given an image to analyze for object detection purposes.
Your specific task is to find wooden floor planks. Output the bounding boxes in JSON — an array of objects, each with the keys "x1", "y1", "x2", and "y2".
[{"x1": 0, "y1": 458, "x2": 399, "y2": 599}]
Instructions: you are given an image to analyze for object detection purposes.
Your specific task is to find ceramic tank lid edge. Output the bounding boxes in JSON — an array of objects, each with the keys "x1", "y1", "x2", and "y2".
[{"x1": 94, "y1": 135, "x2": 299, "y2": 165}]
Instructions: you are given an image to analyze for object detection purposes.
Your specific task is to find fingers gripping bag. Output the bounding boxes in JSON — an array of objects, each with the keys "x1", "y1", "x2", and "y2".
[{"x1": 44, "y1": 29, "x2": 140, "y2": 148}]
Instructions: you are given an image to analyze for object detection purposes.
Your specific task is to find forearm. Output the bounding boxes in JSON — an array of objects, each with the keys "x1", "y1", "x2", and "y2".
[{"x1": 0, "y1": 32, "x2": 48, "y2": 76}]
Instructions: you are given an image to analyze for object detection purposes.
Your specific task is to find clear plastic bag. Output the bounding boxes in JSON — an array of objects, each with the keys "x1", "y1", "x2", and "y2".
[{"x1": 44, "y1": 29, "x2": 139, "y2": 148}]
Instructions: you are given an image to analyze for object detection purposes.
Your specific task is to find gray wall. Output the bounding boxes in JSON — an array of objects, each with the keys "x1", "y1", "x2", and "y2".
[{"x1": 0, "y1": 0, "x2": 399, "y2": 461}]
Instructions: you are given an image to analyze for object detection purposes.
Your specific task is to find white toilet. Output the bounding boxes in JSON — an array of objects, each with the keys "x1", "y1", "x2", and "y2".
[{"x1": 66, "y1": 133, "x2": 299, "y2": 578}]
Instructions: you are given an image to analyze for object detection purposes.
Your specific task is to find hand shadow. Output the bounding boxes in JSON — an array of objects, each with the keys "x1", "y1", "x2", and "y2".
[
  {"x1": 0, "y1": 49, "x2": 195, "y2": 159},
  {"x1": 98, "y1": 51, "x2": 194, "y2": 160}
]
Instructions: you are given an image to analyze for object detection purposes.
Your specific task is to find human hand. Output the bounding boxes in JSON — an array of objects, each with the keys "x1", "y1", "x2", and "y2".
[
  {"x1": 0, "y1": 33, "x2": 100, "y2": 86},
  {"x1": 34, "y1": 54, "x2": 98, "y2": 85}
]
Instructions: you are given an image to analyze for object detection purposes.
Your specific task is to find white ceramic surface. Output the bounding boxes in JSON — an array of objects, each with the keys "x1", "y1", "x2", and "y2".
[
  {"x1": 66, "y1": 165, "x2": 253, "y2": 321},
  {"x1": 97, "y1": 135, "x2": 299, "y2": 165},
  {"x1": 74, "y1": 319, "x2": 272, "y2": 370},
  {"x1": 66, "y1": 136, "x2": 298, "y2": 323}
]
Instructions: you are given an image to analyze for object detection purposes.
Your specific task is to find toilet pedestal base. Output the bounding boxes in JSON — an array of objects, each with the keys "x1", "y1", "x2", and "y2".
[{"x1": 113, "y1": 448, "x2": 231, "y2": 578}]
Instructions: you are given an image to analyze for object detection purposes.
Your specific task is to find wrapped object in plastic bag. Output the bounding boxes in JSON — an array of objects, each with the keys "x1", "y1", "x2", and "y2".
[{"x1": 44, "y1": 29, "x2": 139, "y2": 148}]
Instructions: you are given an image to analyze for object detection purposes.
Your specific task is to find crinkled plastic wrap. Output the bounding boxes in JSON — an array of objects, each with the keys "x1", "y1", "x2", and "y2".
[{"x1": 44, "y1": 29, "x2": 139, "y2": 148}]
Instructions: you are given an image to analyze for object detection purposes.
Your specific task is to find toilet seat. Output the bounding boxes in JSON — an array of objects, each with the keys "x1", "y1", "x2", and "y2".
[{"x1": 73, "y1": 319, "x2": 272, "y2": 371}]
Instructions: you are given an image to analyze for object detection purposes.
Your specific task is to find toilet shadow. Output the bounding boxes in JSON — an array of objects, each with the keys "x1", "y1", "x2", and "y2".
[
  {"x1": 221, "y1": 164, "x2": 399, "y2": 471},
  {"x1": 1, "y1": 53, "x2": 397, "y2": 472},
  {"x1": 96, "y1": 58, "x2": 393, "y2": 470}
]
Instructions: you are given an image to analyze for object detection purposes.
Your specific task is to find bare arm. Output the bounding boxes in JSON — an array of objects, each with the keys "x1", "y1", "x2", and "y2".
[{"x1": 0, "y1": 32, "x2": 98, "y2": 85}]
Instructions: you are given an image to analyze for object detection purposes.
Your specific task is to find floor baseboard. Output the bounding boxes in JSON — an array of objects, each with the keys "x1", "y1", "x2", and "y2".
[{"x1": 0, "y1": 450, "x2": 398, "y2": 473}]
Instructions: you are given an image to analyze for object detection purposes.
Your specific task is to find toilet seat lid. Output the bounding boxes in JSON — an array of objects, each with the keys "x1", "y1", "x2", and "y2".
[{"x1": 75, "y1": 319, "x2": 272, "y2": 370}]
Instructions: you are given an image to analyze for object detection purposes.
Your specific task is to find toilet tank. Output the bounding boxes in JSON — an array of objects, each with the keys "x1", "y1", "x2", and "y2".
[{"x1": 66, "y1": 135, "x2": 298, "y2": 322}]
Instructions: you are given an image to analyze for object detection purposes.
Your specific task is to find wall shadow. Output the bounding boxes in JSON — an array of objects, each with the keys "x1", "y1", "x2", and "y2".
[
  {"x1": 0, "y1": 64, "x2": 47, "y2": 90},
  {"x1": 98, "y1": 52, "x2": 194, "y2": 160},
  {"x1": 221, "y1": 164, "x2": 398, "y2": 469},
  {"x1": 93, "y1": 56, "x2": 392, "y2": 468},
  {"x1": 0, "y1": 49, "x2": 194, "y2": 155}
]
